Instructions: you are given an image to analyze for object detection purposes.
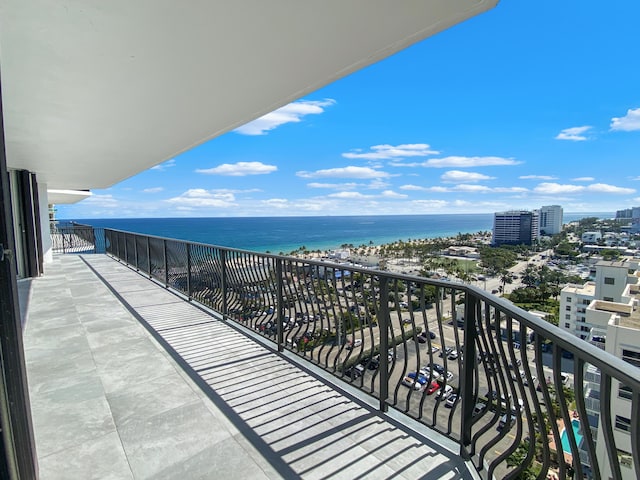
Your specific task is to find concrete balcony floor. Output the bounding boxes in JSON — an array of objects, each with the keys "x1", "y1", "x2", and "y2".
[{"x1": 21, "y1": 254, "x2": 475, "y2": 480}]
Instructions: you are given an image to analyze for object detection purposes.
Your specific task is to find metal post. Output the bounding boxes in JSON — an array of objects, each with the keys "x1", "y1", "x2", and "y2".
[
  {"x1": 186, "y1": 243, "x2": 192, "y2": 300},
  {"x1": 146, "y1": 236, "x2": 151, "y2": 278},
  {"x1": 460, "y1": 290, "x2": 478, "y2": 457},
  {"x1": 163, "y1": 239, "x2": 168, "y2": 287},
  {"x1": 123, "y1": 233, "x2": 128, "y2": 265},
  {"x1": 134, "y1": 234, "x2": 139, "y2": 271},
  {"x1": 220, "y1": 249, "x2": 227, "y2": 317},
  {"x1": 378, "y1": 276, "x2": 390, "y2": 413},
  {"x1": 276, "y1": 258, "x2": 284, "y2": 352}
]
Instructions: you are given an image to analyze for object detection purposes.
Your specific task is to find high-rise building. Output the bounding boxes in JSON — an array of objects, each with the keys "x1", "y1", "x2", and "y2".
[
  {"x1": 492, "y1": 210, "x2": 539, "y2": 246},
  {"x1": 539, "y1": 205, "x2": 563, "y2": 235}
]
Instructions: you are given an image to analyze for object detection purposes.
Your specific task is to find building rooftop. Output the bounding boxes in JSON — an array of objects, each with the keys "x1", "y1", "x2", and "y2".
[
  {"x1": 21, "y1": 254, "x2": 472, "y2": 479},
  {"x1": 562, "y1": 282, "x2": 596, "y2": 296}
]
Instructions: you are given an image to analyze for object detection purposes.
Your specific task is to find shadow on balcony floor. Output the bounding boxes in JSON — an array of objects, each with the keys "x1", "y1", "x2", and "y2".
[{"x1": 22, "y1": 254, "x2": 475, "y2": 480}]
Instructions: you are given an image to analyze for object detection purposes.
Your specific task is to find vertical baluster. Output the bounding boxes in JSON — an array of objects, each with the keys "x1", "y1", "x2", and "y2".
[{"x1": 378, "y1": 276, "x2": 389, "y2": 413}]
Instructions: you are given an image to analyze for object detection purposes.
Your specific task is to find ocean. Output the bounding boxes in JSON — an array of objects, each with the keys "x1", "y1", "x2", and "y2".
[{"x1": 71, "y1": 213, "x2": 611, "y2": 254}]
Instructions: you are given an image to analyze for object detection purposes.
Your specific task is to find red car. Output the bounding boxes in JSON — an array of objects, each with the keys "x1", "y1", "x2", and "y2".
[{"x1": 426, "y1": 381, "x2": 440, "y2": 395}]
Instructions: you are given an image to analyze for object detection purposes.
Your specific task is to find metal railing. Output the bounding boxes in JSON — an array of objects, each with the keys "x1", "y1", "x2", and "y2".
[
  {"x1": 99, "y1": 227, "x2": 640, "y2": 480},
  {"x1": 50, "y1": 222, "x2": 105, "y2": 253}
]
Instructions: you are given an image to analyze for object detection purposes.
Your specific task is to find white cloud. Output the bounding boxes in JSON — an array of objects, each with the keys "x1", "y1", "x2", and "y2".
[
  {"x1": 342, "y1": 143, "x2": 439, "y2": 160},
  {"x1": 261, "y1": 199, "x2": 291, "y2": 209},
  {"x1": 143, "y1": 187, "x2": 164, "y2": 193},
  {"x1": 630, "y1": 176, "x2": 640, "y2": 181},
  {"x1": 493, "y1": 186, "x2": 529, "y2": 193},
  {"x1": 296, "y1": 166, "x2": 390, "y2": 179},
  {"x1": 196, "y1": 161, "x2": 277, "y2": 176},
  {"x1": 166, "y1": 189, "x2": 237, "y2": 208},
  {"x1": 610, "y1": 107, "x2": 640, "y2": 131},
  {"x1": 400, "y1": 184, "x2": 526, "y2": 194},
  {"x1": 421, "y1": 156, "x2": 520, "y2": 168},
  {"x1": 328, "y1": 191, "x2": 372, "y2": 199},
  {"x1": 380, "y1": 190, "x2": 408, "y2": 199},
  {"x1": 234, "y1": 99, "x2": 335, "y2": 135},
  {"x1": 307, "y1": 182, "x2": 360, "y2": 190},
  {"x1": 555, "y1": 126, "x2": 592, "y2": 141},
  {"x1": 399, "y1": 184, "x2": 427, "y2": 191},
  {"x1": 441, "y1": 170, "x2": 495, "y2": 183},
  {"x1": 586, "y1": 183, "x2": 635, "y2": 194},
  {"x1": 84, "y1": 194, "x2": 119, "y2": 208},
  {"x1": 571, "y1": 177, "x2": 594, "y2": 182},
  {"x1": 534, "y1": 183, "x2": 585, "y2": 195},
  {"x1": 454, "y1": 184, "x2": 493, "y2": 193},
  {"x1": 519, "y1": 175, "x2": 557, "y2": 180},
  {"x1": 410, "y1": 200, "x2": 449, "y2": 210},
  {"x1": 534, "y1": 182, "x2": 635, "y2": 195},
  {"x1": 150, "y1": 159, "x2": 176, "y2": 171}
]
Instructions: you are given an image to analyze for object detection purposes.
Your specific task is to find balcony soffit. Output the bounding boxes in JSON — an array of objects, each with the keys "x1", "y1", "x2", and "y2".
[{"x1": 0, "y1": 0, "x2": 497, "y2": 190}]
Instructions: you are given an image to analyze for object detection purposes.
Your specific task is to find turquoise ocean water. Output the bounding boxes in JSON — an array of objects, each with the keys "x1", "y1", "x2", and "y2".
[{"x1": 72, "y1": 213, "x2": 611, "y2": 254}]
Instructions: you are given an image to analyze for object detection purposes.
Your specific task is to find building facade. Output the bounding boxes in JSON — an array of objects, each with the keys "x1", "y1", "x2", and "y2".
[
  {"x1": 492, "y1": 210, "x2": 539, "y2": 246},
  {"x1": 539, "y1": 204, "x2": 563, "y2": 235}
]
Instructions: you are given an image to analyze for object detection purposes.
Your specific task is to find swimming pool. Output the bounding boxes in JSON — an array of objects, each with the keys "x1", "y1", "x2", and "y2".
[{"x1": 561, "y1": 419, "x2": 583, "y2": 453}]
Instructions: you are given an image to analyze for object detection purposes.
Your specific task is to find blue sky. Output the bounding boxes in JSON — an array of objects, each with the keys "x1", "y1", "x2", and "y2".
[{"x1": 59, "y1": 1, "x2": 640, "y2": 219}]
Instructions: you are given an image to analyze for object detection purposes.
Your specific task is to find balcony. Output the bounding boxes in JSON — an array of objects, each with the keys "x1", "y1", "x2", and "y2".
[{"x1": 25, "y1": 227, "x2": 640, "y2": 479}]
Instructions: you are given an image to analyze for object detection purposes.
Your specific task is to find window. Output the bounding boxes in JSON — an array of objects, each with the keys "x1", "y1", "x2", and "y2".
[
  {"x1": 604, "y1": 297, "x2": 614, "y2": 302},
  {"x1": 565, "y1": 306, "x2": 571, "y2": 311},
  {"x1": 622, "y1": 349, "x2": 640, "y2": 368},
  {"x1": 564, "y1": 322, "x2": 570, "y2": 328},
  {"x1": 604, "y1": 277, "x2": 615, "y2": 285},
  {"x1": 619, "y1": 385, "x2": 633, "y2": 400},
  {"x1": 582, "y1": 299, "x2": 590, "y2": 305},
  {"x1": 566, "y1": 297, "x2": 572, "y2": 302},
  {"x1": 565, "y1": 314, "x2": 571, "y2": 320},
  {"x1": 615, "y1": 415, "x2": 631, "y2": 432}
]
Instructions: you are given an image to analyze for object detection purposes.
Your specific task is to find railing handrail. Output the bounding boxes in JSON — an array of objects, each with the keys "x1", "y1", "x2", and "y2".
[{"x1": 100, "y1": 227, "x2": 640, "y2": 392}]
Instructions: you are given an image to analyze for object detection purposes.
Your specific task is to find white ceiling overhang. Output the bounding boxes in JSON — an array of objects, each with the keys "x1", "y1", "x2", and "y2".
[
  {"x1": 0, "y1": 0, "x2": 498, "y2": 191},
  {"x1": 47, "y1": 189, "x2": 92, "y2": 205}
]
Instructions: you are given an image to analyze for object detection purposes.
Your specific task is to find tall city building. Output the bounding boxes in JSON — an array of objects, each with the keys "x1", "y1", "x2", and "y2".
[
  {"x1": 492, "y1": 210, "x2": 539, "y2": 246},
  {"x1": 539, "y1": 205, "x2": 563, "y2": 235}
]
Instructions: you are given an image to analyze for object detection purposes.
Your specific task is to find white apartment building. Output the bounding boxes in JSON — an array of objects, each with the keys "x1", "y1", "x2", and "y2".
[
  {"x1": 492, "y1": 210, "x2": 539, "y2": 246},
  {"x1": 583, "y1": 282, "x2": 640, "y2": 480},
  {"x1": 539, "y1": 205, "x2": 563, "y2": 235},
  {"x1": 561, "y1": 260, "x2": 639, "y2": 339},
  {"x1": 561, "y1": 283, "x2": 596, "y2": 340}
]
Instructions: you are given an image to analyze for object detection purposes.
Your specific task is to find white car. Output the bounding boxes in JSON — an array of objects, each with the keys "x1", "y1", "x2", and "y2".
[
  {"x1": 436, "y1": 384, "x2": 453, "y2": 400},
  {"x1": 401, "y1": 375, "x2": 424, "y2": 390},
  {"x1": 445, "y1": 394, "x2": 458, "y2": 408},
  {"x1": 419, "y1": 367, "x2": 440, "y2": 380}
]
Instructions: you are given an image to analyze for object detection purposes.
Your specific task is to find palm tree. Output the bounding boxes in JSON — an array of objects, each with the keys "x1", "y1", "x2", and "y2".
[{"x1": 499, "y1": 270, "x2": 515, "y2": 294}]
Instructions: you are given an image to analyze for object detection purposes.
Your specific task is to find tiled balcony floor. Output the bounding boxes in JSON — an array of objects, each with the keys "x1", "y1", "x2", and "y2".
[{"x1": 21, "y1": 254, "x2": 475, "y2": 480}]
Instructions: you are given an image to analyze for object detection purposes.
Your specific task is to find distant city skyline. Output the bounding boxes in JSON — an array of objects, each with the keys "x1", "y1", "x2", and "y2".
[{"x1": 57, "y1": 2, "x2": 640, "y2": 219}]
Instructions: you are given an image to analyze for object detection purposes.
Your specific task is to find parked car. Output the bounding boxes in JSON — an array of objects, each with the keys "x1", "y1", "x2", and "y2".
[
  {"x1": 445, "y1": 394, "x2": 458, "y2": 408},
  {"x1": 473, "y1": 402, "x2": 487, "y2": 416},
  {"x1": 430, "y1": 363, "x2": 445, "y2": 375},
  {"x1": 419, "y1": 367, "x2": 440, "y2": 380},
  {"x1": 345, "y1": 339, "x2": 362, "y2": 349},
  {"x1": 419, "y1": 330, "x2": 436, "y2": 340},
  {"x1": 425, "y1": 381, "x2": 440, "y2": 395},
  {"x1": 498, "y1": 413, "x2": 514, "y2": 430},
  {"x1": 440, "y1": 346, "x2": 454, "y2": 358},
  {"x1": 344, "y1": 364, "x2": 365, "y2": 379},
  {"x1": 402, "y1": 374, "x2": 426, "y2": 390},
  {"x1": 407, "y1": 372, "x2": 429, "y2": 385},
  {"x1": 435, "y1": 384, "x2": 453, "y2": 400},
  {"x1": 447, "y1": 350, "x2": 459, "y2": 360}
]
